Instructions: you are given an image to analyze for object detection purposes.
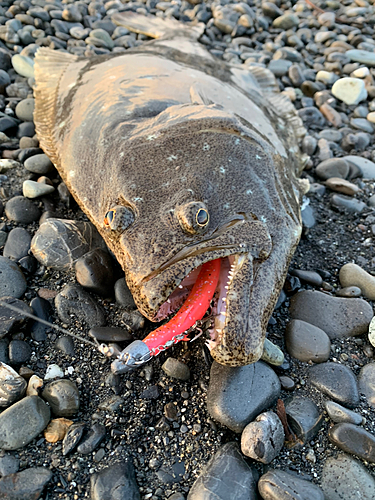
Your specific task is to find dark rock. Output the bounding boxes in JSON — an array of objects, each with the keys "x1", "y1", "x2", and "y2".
[
  {"x1": 329, "y1": 423, "x2": 375, "y2": 462},
  {"x1": 62, "y1": 422, "x2": 85, "y2": 455},
  {"x1": 55, "y1": 284, "x2": 105, "y2": 327},
  {"x1": 30, "y1": 296, "x2": 53, "y2": 342},
  {"x1": 91, "y1": 460, "x2": 140, "y2": 500},
  {"x1": 55, "y1": 336, "x2": 75, "y2": 356},
  {"x1": 18, "y1": 255, "x2": 38, "y2": 274},
  {"x1": 8, "y1": 340, "x2": 31, "y2": 364},
  {"x1": 75, "y1": 248, "x2": 115, "y2": 296},
  {"x1": 114, "y1": 278, "x2": 136, "y2": 308},
  {"x1": 0, "y1": 297, "x2": 32, "y2": 338},
  {"x1": 285, "y1": 319, "x2": 331, "y2": 363},
  {"x1": 325, "y1": 401, "x2": 363, "y2": 425},
  {"x1": 162, "y1": 358, "x2": 190, "y2": 381},
  {"x1": 0, "y1": 467, "x2": 52, "y2": 499},
  {"x1": 241, "y1": 411, "x2": 284, "y2": 464},
  {"x1": 207, "y1": 361, "x2": 280, "y2": 433},
  {"x1": 77, "y1": 423, "x2": 105, "y2": 454},
  {"x1": 289, "y1": 269, "x2": 323, "y2": 287},
  {"x1": 42, "y1": 379, "x2": 80, "y2": 416},
  {"x1": 5, "y1": 196, "x2": 40, "y2": 224},
  {"x1": 308, "y1": 362, "x2": 359, "y2": 408},
  {"x1": 0, "y1": 257, "x2": 27, "y2": 299},
  {"x1": 298, "y1": 107, "x2": 325, "y2": 127},
  {"x1": 258, "y1": 469, "x2": 325, "y2": 500},
  {"x1": 3, "y1": 227, "x2": 31, "y2": 261},
  {"x1": 285, "y1": 396, "x2": 323, "y2": 444},
  {"x1": 18, "y1": 148, "x2": 44, "y2": 163}
]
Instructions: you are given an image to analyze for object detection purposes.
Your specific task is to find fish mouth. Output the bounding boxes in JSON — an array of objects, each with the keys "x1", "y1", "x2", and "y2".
[{"x1": 131, "y1": 218, "x2": 274, "y2": 366}]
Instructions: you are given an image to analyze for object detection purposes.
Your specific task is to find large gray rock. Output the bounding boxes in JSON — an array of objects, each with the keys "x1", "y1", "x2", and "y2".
[
  {"x1": 91, "y1": 460, "x2": 140, "y2": 500},
  {"x1": 207, "y1": 361, "x2": 280, "y2": 433},
  {"x1": 0, "y1": 257, "x2": 27, "y2": 299},
  {"x1": 258, "y1": 469, "x2": 324, "y2": 500},
  {"x1": 0, "y1": 467, "x2": 52, "y2": 499}
]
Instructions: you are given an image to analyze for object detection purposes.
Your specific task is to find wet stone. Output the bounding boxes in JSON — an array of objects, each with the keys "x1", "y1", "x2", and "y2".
[
  {"x1": 31, "y1": 219, "x2": 106, "y2": 270},
  {"x1": 308, "y1": 362, "x2": 359, "y2": 408},
  {"x1": 8, "y1": 339, "x2": 31, "y2": 364},
  {"x1": 30, "y1": 296, "x2": 53, "y2": 342},
  {"x1": 74, "y1": 248, "x2": 115, "y2": 297},
  {"x1": 114, "y1": 278, "x2": 136, "y2": 308},
  {"x1": 0, "y1": 297, "x2": 32, "y2": 338},
  {"x1": 321, "y1": 454, "x2": 375, "y2": 500},
  {"x1": 329, "y1": 423, "x2": 375, "y2": 463},
  {"x1": 0, "y1": 454, "x2": 19, "y2": 476},
  {"x1": 344, "y1": 155, "x2": 375, "y2": 180},
  {"x1": 279, "y1": 376, "x2": 295, "y2": 391},
  {"x1": 207, "y1": 361, "x2": 280, "y2": 433},
  {"x1": 324, "y1": 178, "x2": 361, "y2": 196},
  {"x1": 3, "y1": 227, "x2": 31, "y2": 261},
  {"x1": 241, "y1": 411, "x2": 284, "y2": 464},
  {"x1": 289, "y1": 290, "x2": 373, "y2": 339},
  {"x1": 0, "y1": 467, "x2": 52, "y2": 499},
  {"x1": 42, "y1": 379, "x2": 80, "y2": 417},
  {"x1": 289, "y1": 269, "x2": 323, "y2": 287},
  {"x1": 315, "y1": 158, "x2": 350, "y2": 180},
  {"x1": 62, "y1": 421, "x2": 85, "y2": 455},
  {"x1": 258, "y1": 469, "x2": 325, "y2": 500},
  {"x1": 358, "y1": 363, "x2": 375, "y2": 408},
  {"x1": 55, "y1": 284, "x2": 105, "y2": 327},
  {"x1": 162, "y1": 358, "x2": 190, "y2": 381},
  {"x1": 77, "y1": 422, "x2": 105, "y2": 454},
  {"x1": 339, "y1": 263, "x2": 375, "y2": 300},
  {"x1": 0, "y1": 395, "x2": 50, "y2": 450},
  {"x1": 91, "y1": 460, "x2": 140, "y2": 500},
  {"x1": 187, "y1": 442, "x2": 257, "y2": 500},
  {"x1": 55, "y1": 336, "x2": 75, "y2": 356},
  {"x1": 331, "y1": 194, "x2": 367, "y2": 213},
  {"x1": 89, "y1": 326, "x2": 132, "y2": 343},
  {"x1": 0, "y1": 362, "x2": 27, "y2": 407},
  {"x1": 0, "y1": 257, "x2": 27, "y2": 299},
  {"x1": 285, "y1": 319, "x2": 331, "y2": 363},
  {"x1": 325, "y1": 401, "x2": 363, "y2": 425},
  {"x1": 285, "y1": 396, "x2": 323, "y2": 444},
  {"x1": 5, "y1": 196, "x2": 40, "y2": 224}
]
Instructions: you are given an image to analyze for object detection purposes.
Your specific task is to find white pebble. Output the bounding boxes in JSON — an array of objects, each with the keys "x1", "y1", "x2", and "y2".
[
  {"x1": 367, "y1": 112, "x2": 375, "y2": 124},
  {"x1": 352, "y1": 67, "x2": 370, "y2": 78},
  {"x1": 23, "y1": 180, "x2": 55, "y2": 198},
  {"x1": 369, "y1": 316, "x2": 375, "y2": 348},
  {"x1": 44, "y1": 364, "x2": 64, "y2": 380},
  {"x1": 332, "y1": 77, "x2": 368, "y2": 105}
]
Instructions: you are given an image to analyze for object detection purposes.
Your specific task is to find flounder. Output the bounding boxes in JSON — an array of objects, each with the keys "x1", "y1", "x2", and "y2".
[{"x1": 33, "y1": 12, "x2": 307, "y2": 368}]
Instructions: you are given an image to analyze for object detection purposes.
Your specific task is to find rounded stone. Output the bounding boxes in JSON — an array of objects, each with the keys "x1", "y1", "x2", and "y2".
[
  {"x1": 23, "y1": 180, "x2": 55, "y2": 199},
  {"x1": 55, "y1": 284, "x2": 105, "y2": 327},
  {"x1": 339, "y1": 263, "x2": 375, "y2": 300},
  {"x1": 11, "y1": 54, "x2": 34, "y2": 78},
  {"x1": 3, "y1": 227, "x2": 31, "y2": 261},
  {"x1": 315, "y1": 158, "x2": 350, "y2": 180},
  {"x1": 258, "y1": 469, "x2": 325, "y2": 500},
  {"x1": 0, "y1": 257, "x2": 27, "y2": 298},
  {"x1": 369, "y1": 317, "x2": 375, "y2": 348},
  {"x1": 24, "y1": 154, "x2": 54, "y2": 174},
  {"x1": 5, "y1": 196, "x2": 41, "y2": 224},
  {"x1": 331, "y1": 194, "x2": 366, "y2": 213},
  {"x1": 358, "y1": 363, "x2": 375, "y2": 408},
  {"x1": 285, "y1": 396, "x2": 323, "y2": 444},
  {"x1": 325, "y1": 401, "x2": 363, "y2": 425},
  {"x1": 90, "y1": 461, "x2": 141, "y2": 500},
  {"x1": 241, "y1": 411, "x2": 284, "y2": 464},
  {"x1": 15, "y1": 98, "x2": 35, "y2": 122},
  {"x1": 162, "y1": 358, "x2": 190, "y2": 381},
  {"x1": 324, "y1": 178, "x2": 361, "y2": 196},
  {"x1": 332, "y1": 78, "x2": 368, "y2": 105},
  {"x1": 285, "y1": 319, "x2": 331, "y2": 363},
  {"x1": 272, "y1": 13, "x2": 299, "y2": 29},
  {"x1": 75, "y1": 248, "x2": 115, "y2": 297},
  {"x1": 114, "y1": 278, "x2": 136, "y2": 308},
  {"x1": 346, "y1": 49, "x2": 375, "y2": 66},
  {"x1": 336, "y1": 286, "x2": 362, "y2": 298},
  {"x1": 42, "y1": 379, "x2": 80, "y2": 417},
  {"x1": 328, "y1": 422, "x2": 375, "y2": 463},
  {"x1": 0, "y1": 362, "x2": 27, "y2": 408},
  {"x1": 9, "y1": 340, "x2": 32, "y2": 364},
  {"x1": 0, "y1": 396, "x2": 50, "y2": 450}
]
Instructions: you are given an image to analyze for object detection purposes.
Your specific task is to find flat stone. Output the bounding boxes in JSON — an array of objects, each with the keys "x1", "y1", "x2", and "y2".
[
  {"x1": 344, "y1": 155, "x2": 375, "y2": 180},
  {"x1": 77, "y1": 422, "x2": 105, "y2": 454},
  {"x1": 89, "y1": 326, "x2": 132, "y2": 343},
  {"x1": 31, "y1": 218, "x2": 105, "y2": 270},
  {"x1": 5, "y1": 196, "x2": 41, "y2": 224},
  {"x1": 74, "y1": 248, "x2": 115, "y2": 296},
  {"x1": 289, "y1": 290, "x2": 373, "y2": 339},
  {"x1": 42, "y1": 379, "x2": 79, "y2": 417},
  {"x1": 358, "y1": 363, "x2": 375, "y2": 408},
  {"x1": 62, "y1": 421, "x2": 85, "y2": 455},
  {"x1": 336, "y1": 286, "x2": 362, "y2": 298},
  {"x1": 332, "y1": 78, "x2": 368, "y2": 105},
  {"x1": 162, "y1": 358, "x2": 190, "y2": 381},
  {"x1": 329, "y1": 422, "x2": 375, "y2": 462},
  {"x1": 0, "y1": 454, "x2": 19, "y2": 476},
  {"x1": 289, "y1": 269, "x2": 323, "y2": 287},
  {"x1": 3, "y1": 227, "x2": 31, "y2": 261},
  {"x1": 207, "y1": 361, "x2": 280, "y2": 433},
  {"x1": 55, "y1": 284, "x2": 105, "y2": 327},
  {"x1": 91, "y1": 460, "x2": 140, "y2": 500},
  {"x1": 0, "y1": 467, "x2": 52, "y2": 499},
  {"x1": 23, "y1": 180, "x2": 55, "y2": 199},
  {"x1": 324, "y1": 177, "x2": 361, "y2": 196},
  {"x1": 272, "y1": 13, "x2": 299, "y2": 29},
  {"x1": 315, "y1": 158, "x2": 350, "y2": 180},
  {"x1": 15, "y1": 98, "x2": 34, "y2": 122},
  {"x1": 0, "y1": 257, "x2": 27, "y2": 298},
  {"x1": 339, "y1": 263, "x2": 375, "y2": 300},
  {"x1": 346, "y1": 49, "x2": 375, "y2": 66},
  {"x1": 258, "y1": 469, "x2": 325, "y2": 500},
  {"x1": 351, "y1": 117, "x2": 374, "y2": 133},
  {"x1": 285, "y1": 396, "x2": 323, "y2": 444},
  {"x1": 285, "y1": 319, "x2": 331, "y2": 363},
  {"x1": 187, "y1": 442, "x2": 257, "y2": 500},
  {"x1": 241, "y1": 411, "x2": 284, "y2": 464},
  {"x1": 308, "y1": 362, "x2": 359, "y2": 408},
  {"x1": 331, "y1": 194, "x2": 367, "y2": 213},
  {"x1": 325, "y1": 401, "x2": 363, "y2": 425},
  {"x1": 0, "y1": 395, "x2": 50, "y2": 450}
]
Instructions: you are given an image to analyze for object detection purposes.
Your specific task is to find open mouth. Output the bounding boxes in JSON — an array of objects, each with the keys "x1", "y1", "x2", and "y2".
[{"x1": 149, "y1": 253, "x2": 246, "y2": 351}]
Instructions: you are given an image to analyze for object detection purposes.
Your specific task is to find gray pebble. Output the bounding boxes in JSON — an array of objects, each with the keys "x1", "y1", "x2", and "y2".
[
  {"x1": 0, "y1": 454, "x2": 20, "y2": 476},
  {"x1": 285, "y1": 396, "x2": 323, "y2": 444},
  {"x1": 62, "y1": 421, "x2": 85, "y2": 456},
  {"x1": 0, "y1": 467, "x2": 52, "y2": 498},
  {"x1": 241, "y1": 411, "x2": 284, "y2": 464},
  {"x1": 358, "y1": 363, "x2": 375, "y2": 408},
  {"x1": 0, "y1": 298, "x2": 32, "y2": 338},
  {"x1": 285, "y1": 319, "x2": 331, "y2": 363},
  {"x1": 162, "y1": 358, "x2": 190, "y2": 381},
  {"x1": 91, "y1": 460, "x2": 140, "y2": 500},
  {"x1": 289, "y1": 269, "x2": 323, "y2": 287},
  {"x1": 331, "y1": 194, "x2": 367, "y2": 213},
  {"x1": 55, "y1": 336, "x2": 75, "y2": 356},
  {"x1": 0, "y1": 362, "x2": 27, "y2": 408},
  {"x1": 329, "y1": 422, "x2": 375, "y2": 462},
  {"x1": 55, "y1": 284, "x2": 105, "y2": 327},
  {"x1": 0, "y1": 257, "x2": 27, "y2": 299},
  {"x1": 336, "y1": 286, "x2": 362, "y2": 298},
  {"x1": 315, "y1": 158, "x2": 350, "y2": 180},
  {"x1": 24, "y1": 153, "x2": 54, "y2": 174},
  {"x1": 3, "y1": 227, "x2": 31, "y2": 261},
  {"x1": 15, "y1": 98, "x2": 34, "y2": 122},
  {"x1": 325, "y1": 401, "x2": 363, "y2": 425},
  {"x1": 8, "y1": 340, "x2": 31, "y2": 364},
  {"x1": 77, "y1": 422, "x2": 105, "y2": 454},
  {"x1": 258, "y1": 469, "x2": 324, "y2": 500},
  {"x1": 42, "y1": 379, "x2": 80, "y2": 417},
  {"x1": 114, "y1": 278, "x2": 136, "y2": 308},
  {"x1": 5, "y1": 196, "x2": 40, "y2": 224}
]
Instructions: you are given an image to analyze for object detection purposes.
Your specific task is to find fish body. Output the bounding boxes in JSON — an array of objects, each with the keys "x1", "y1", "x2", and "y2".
[{"x1": 33, "y1": 13, "x2": 306, "y2": 367}]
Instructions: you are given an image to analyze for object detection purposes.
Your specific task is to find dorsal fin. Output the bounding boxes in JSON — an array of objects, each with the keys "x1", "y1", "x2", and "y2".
[
  {"x1": 246, "y1": 64, "x2": 279, "y2": 94},
  {"x1": 33, "y1": 48, "x2": 78, "y2": 165},
  {"x1": 112, "y1": 11, "x2": 204, "y2": 40},
  {"x1": 190, "y1": 84, "x2": 214, "y2": 106}
]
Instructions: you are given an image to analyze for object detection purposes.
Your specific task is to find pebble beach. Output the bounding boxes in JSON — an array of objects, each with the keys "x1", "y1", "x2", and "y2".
[{"x1": 1, "y1": 0, "x2": 375, "y2": 499}]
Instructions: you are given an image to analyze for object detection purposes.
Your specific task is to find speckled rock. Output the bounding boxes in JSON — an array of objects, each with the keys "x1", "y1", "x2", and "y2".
[
  {"x1": 55, "y1": 284, "x2": 105, "y2": 327},
  {"x1": 358, "y1": 363, "x2": 375, "y2": 408},
  {"x1": 42, "y1": 379, "x2": 80, "y2": 417},
  {"x1": 241, "y1": 411, "x2": 284, "y2": 464},
  {"x1": 0, "y1": 257, "x2": 27, "y2": 299},
  {"x1": 91, "y1": 460, "x2": 140, "y2": 500},
  {"x1": 258, "y1": 469, "x2": 325, "y2": 500},
  {"x1": 328, "y1": 423, "x2": 375, "y2": 463},
  {"x1": 285, "y1": 319, "x2": 331, "y2": 363},
  {"x1": 325, "y1": 401, "x2": 363, "y2": 425},
  {"x1": 339, "y1": 263, "x2": 375, "y2": 300}
]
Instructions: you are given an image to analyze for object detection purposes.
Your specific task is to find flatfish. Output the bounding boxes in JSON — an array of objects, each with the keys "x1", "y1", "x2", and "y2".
[{"x1": 33, "y1": 12, "x2": 307, "y2": 368}]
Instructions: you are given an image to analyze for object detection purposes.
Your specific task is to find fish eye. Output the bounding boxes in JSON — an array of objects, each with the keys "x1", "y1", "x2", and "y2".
[
  {"x1": 103, "y1": 205, "x2": 135, "y2": 231},
  {"x1": 196, "y1": 208, "x2": 209, "y2": 226},
  {"x1": 177, "y1": 202, "x2": 210, "y2": 235}
]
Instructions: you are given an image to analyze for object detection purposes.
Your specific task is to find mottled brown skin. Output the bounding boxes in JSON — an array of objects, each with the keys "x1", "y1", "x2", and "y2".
[{"x1": 33, "y1": 14, "x2": 305, "y2": 366}]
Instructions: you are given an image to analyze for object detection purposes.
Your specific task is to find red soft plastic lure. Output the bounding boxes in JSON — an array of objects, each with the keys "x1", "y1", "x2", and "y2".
[{"x1": 143, "y1": 258, "x2": 221, "y2": 354}]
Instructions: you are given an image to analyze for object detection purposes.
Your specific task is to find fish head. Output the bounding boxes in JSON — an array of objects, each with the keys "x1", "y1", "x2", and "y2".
[{"x1": 96, "y1": 104, "x2": 302, "y2": 366}]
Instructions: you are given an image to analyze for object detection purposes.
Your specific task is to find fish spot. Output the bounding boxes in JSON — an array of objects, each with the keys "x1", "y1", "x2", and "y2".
[
  {"x1": 133, "y1": 197, "x2": 143, "y2": 202},
  {"x1": 147, "y1": 134, "x2": 158, "y2": 141},
  {"x1": 223, "y1": 203, "x2": 230, "y2": 209},
  {"x1": 235, "y1": 138, "x2": 240, "y2": 145},
  {"x1": 246, "y1": 189, "x2": 252, "y2": 195},
  {"x1": 119, "y1": 152, "x2": 124, "y2": 157},
  {"x1": 68, "y1": 170, "x2": 75, "y2": 178},
  {"x1": 58, "y1": 121, "x2": 66, "y2": 129},
  {"x1": 167, "y1": 155, "x2": 177, "y2": 161},
  {"x1": 256, "y1": 155, "x2": 261, "y2": 160},
  {"x1": 260, "y1": 215, "x2": 267, "y2": 223},
  {"x1": 203, "y1": 143, "x2": 210, "y2": 151},
  {"x1": 220, "y1": 167, "x2": 226, "y2": 174}
]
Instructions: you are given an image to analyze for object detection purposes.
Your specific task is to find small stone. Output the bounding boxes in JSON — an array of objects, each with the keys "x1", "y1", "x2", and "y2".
[
  {"x1": 62, "y1": 421, "x2": 85, "y2": 455},
  {"x1": 279, "y1": 376, "x2": 295, "y2": 391},
  {"x1": 289, "y1": 290, "x2": 373, "y2": 339},
  {"x1": 187, "y1": 442, "x2": 257, "y2": 500},
  {"x1": 316, "y1": 70, "x2": 338, "y2": 85},
  {"x1": 114, "y1": 278, "x2": 136, "y2": 308},
  {"x1": 0, "y1": 257, "x2": 27, "y2": 299},
  {"x1": 5, "y1": 196, "x2": 40, "y2": 224},
  {"x1": 55, "y1": 336, "x2": 75, "y2": 356},
  {"x1": 23, "y1": 180, "x2": 55, "y2": 198},
  {"x1": 329, "y1": 423, "x2": 375, "y2": 463},
  {"x1": 285, "y1": 319, "x2": 331, "y2": 363},
  {"x1": 369, "y1": 317, "x2": 375, "y2": 349},
  {"x1": 289, "y1": 269, "x2": 323, "y2": 287},
  {"x1": 241, "y1": 411, "x2": 284, "y2": 464},
  {"x1": 315, "y1": 158, "x2": 350, "y2": 180},
  {"x1": 272, "y1": 13, "x2": 299, "y2": 30},
  {"x1": 89, "y1": 326, "x2": 132, "y2": 343},
  {"x1": 30, "y1": 296, "x2": 53, "y2": 342},
  {"x1": 162, "y1": 358, "x2": 190, "y2": 381},
  {"x1": 91, "y1": 460, "x2": 140, "y2": 500},
  {"x1": 346, "y1": 49, "x2": 375, "y2": 67},
  {"x1": 325, "y1": 401, "x2": 363, "y2": 425},
  {"x1": 207, "y1": 361, "x2": 280, "y2": 433},
  {"x1": 331, "y1": 194, "x2": 367, "y2": 213},
  {"x1": 0, "y1": 396, "x2": 50, "y2": 450},
  {"x1": 44, "y1": 417, "x2": 73, "y2": 443},
  {"x1": 0, "y1": 159, "x2": 20, "y2": 173},
  {"x1": 324, "y1": 178, "x2": 361, "y2": 196},
  {"x1": 285, "y1": 396, "x2": 323, "y2": 444},
  {"x1": 261, "y1": 338, "x2": 284, "y2": 366},
  {"x1": 344, "y1": 155, "x2": 375, "y2": 180},
  {"x1": 258, "y1": 469, "x2": 325, "y2": 500},
  {"x1": 0, "y1": 362, "x2": 27, "y2": 407},
  {"x1": 332, "y1": 78, "x2": 368, "y2": 105},
  {"x1": 77, "y1": 422, "x2": 105, "y2": 454},
  {"x1": 321, "y1": 454, "x2": 375, "y2": 500},
  {"x1": 15, "y1": 98, "x2": 34, "y2": 122},
  {"x1": 0, "y1": 454, "x2": 19, "y2": 476},
  {"x1": 74, "y1": 248, "x2": 115, "y2": 296},
  {"x1": 308, "y1": 362, "x2": 359, "y2": 408},
  {"x1": 0, "y1": 467, "x2": 52, "y2": 498},
  {"x1": 0, "y1": 298, "x2": 32, "y2": 338},
  {"x1": 3, "y1": 228, "x2": 31, "y2": 262},
  {"x1": 44, "y1": 364, "x2": 64, "y2": 380},
  {"x1": 55, "y1": 284, "x2": 105, "y2": 327},
  {"x1": 24, "y1": 154, "x2": 54, "y2": 175},
  {"x1": 42, "y1": 379, "x2": 80, "y2": 416},
  {"x1": 26, "y1": 374, "x2": 43, "y2": 397},
  {"x1": 358, "y1": 362, "x2": 375, "y2": 407},
  {"x1": 11, "y1": 54, "x2": 34, "y2": 78},
  {"x1": 8, "y1": 340, "x2": 31, "y2": 364},
  {"x1": 339, "y1": 263, "x2": 375, "y2": 300},
  {"x1": 319, "y1": 103, "x2": 342, "y2": 127}
]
